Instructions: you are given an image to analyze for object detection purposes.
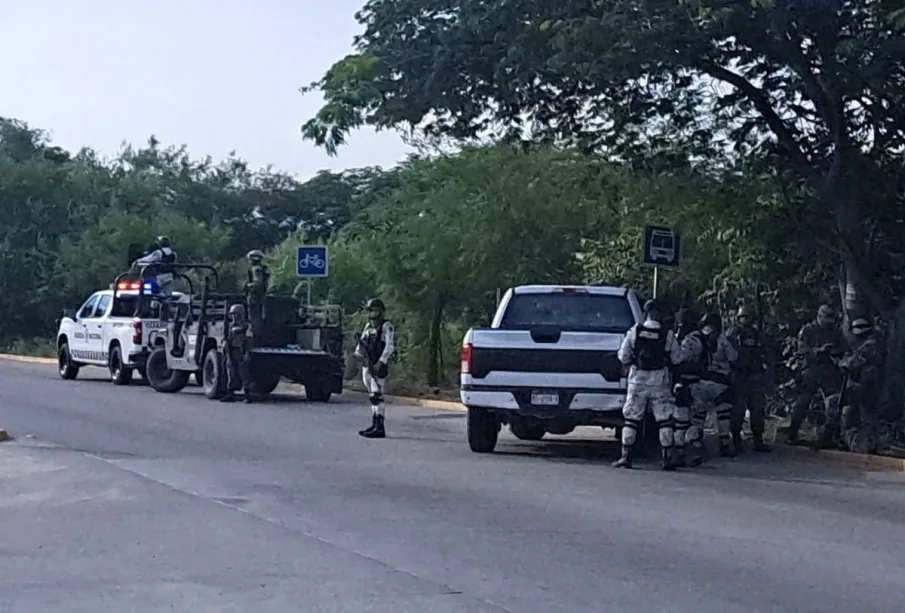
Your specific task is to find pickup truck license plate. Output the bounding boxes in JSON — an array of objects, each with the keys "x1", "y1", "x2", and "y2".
[{"x1": 530, "y1": 392, "x2": 559, "y2": 405}]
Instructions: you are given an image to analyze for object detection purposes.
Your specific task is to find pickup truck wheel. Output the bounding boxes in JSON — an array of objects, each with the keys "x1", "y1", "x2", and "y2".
[
  {"x1": 146, "y1": 347, "x2": 190, "y2": 393},
  {"x1": 509, "y1": 420, "x2": 546, "y2": 441},
  {"x1": 305, "y1": 383, "x2": 331, "y2": 402},
  {"x1": 249, "y1": 371, "x2": 281, "y2": 396},
  {"x1": 108, "y1": 345, "x2": 133, "y2": 386},
  {"x1": 202, "y1": 349, "x2": 226, "y2": 400},
  {"x1": 58, "y1": 343, "x2": 79, "y2": 380},
  {"x1": 467, "y1": 407, "x2": 499, "y2": 453}
]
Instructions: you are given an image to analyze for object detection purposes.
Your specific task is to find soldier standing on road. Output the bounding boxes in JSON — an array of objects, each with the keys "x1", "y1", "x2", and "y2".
[
  {"x1": 355, "y1": 298, "x2": 395, "y2": 439},
  {"x1": 672, "y1": 308, "x2": 704, "y2": 467},
  {"x1": 221, "y1": 303, "x2": 254, "y2": 404},
  {"x1": 726, "y1": 305, "x2": 770, "y2": 452},
  {"x1": 244, "y1": 250, "x2": 270, "y2": 335},
  {"x1": 836, "y1": 318, "x2": 886, "y2": 453},
  {"x1": 613, "y1": 299, "x2": 683, "y2": 470},
  {"x1": 786, "y1": 305, "x2": 846, "y2": 445},
  {"x1": 690, "y1": 313, "x2": 739, "y2": 458}
]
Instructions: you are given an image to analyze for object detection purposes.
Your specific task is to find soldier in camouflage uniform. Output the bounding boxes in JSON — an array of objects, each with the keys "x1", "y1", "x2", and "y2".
[
  {"x1": 244, "y1": 250, "x2": 270, "y2": 334},
  {"x1": 221, "y1": 303, "x2": 254, "y2": 404},
  {"x1": 787, "y1": 305, "x2": 846, "y2": 444},
  {"x1": 836, "y1": 318, "x2": 885, "y2": 453},
  {"x1": 725, "y1": 305, "x2": 770, "y2": 452}
]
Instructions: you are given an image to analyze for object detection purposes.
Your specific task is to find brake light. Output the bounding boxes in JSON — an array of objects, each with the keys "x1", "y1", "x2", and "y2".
[
  {"x1": 117, "y1": 281, "x2": 142, "y2": 291},
  {"x1": 460, "y1": 342, "x2": 473, "y2": 374},
  {"x1": 132, "y1": 320, "x2": 142, "y2": 344}
]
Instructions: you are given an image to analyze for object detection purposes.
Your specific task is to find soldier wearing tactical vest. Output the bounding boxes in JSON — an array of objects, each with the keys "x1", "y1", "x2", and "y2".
[
  {"x1": 244, "y1": 250, "x2": 270, "y2": 334},
  {"x1": 355, "y1": 298, "x2": 395, "y2": 439},
  {"x1": 614, "y1": 299, "x2": 683, "y2": 470},
  {"x1": 221, "y1": 303, "x2": 254, "y2": 403},
  {"x1": 725, "y1": 305, "x2": 770, "y2": 452},
  {"x1": 133, "y1": 235, "x2": 177, "y2": 297},
  {"x1": 672, "y1": 308, "x2": 704, "y2": 466}
]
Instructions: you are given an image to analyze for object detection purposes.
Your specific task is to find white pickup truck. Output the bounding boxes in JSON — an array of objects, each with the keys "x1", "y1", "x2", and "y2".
[
  {"x1": 460, "y1": 284, "x2": 643, "y2": 453},
  {"x1": 56, "y1": 279, "x2": 180, "y2": 385}
]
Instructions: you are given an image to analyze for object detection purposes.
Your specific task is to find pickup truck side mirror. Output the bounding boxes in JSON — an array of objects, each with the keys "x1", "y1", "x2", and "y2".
[{"x1": 62, "y1": 308, "x2": 77, "y2": 321}]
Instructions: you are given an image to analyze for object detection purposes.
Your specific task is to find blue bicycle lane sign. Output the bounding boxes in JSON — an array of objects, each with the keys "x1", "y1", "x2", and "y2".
[{"x1": 296, "y1": 246, "x2": 328, "y2": 278}]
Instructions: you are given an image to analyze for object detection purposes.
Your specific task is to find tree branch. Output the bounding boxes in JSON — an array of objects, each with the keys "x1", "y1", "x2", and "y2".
[{"x1": 703, "y1": 63, "x2": 820, "y2": 187}]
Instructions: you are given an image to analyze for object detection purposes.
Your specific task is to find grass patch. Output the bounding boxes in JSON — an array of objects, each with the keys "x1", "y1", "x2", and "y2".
[{"x1": 1, "y1": 338, "x2": 56, "y2": 358}]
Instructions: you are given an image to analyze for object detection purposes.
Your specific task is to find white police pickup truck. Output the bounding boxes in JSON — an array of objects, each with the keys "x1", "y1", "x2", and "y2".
[
  {"x1": 460, "y1": 284, "x2": 643, "y2": 453},
  {"x1": 56, "y1": 278, "x2": 179, "y2": 385}
]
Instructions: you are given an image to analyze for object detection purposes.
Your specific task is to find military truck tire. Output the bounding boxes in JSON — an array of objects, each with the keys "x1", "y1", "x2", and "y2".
[
  {"x1": 58, "y1": 342, "x2": 79, "y2": 380},
  {"x1": 249, "y1": 371, "x2": 281, "y2": 396},
  {"x1": 202, "y1": 349, "x2": 226, "y2": 400},
  {"x1": 146, "y1": 347, "x2": 190, "y2": 393},
  {"x1": 305, "y1": 383, "x2": 331, "y2": 402},
  {"x1": 509, "y1": 419, "x2": 546, "y2": 441},
  {"x1": 467, "y1": 406, "x2": 499, "y2": 453}
]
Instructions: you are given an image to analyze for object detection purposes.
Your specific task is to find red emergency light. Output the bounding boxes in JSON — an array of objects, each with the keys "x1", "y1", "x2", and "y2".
[{"x1": 116, "y1": 281, "x2": 142, "y2": 291}]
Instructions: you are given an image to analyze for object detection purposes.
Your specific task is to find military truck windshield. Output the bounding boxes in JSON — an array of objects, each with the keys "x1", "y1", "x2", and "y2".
[{"x1": 499, "y1": 292, "x2": 634, "y2": 333}]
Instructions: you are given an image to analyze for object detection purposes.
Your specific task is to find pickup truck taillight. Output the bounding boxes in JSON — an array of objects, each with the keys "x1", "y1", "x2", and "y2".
[
  {"x1": 132, "y1": 320, "x2": 142, "y2": 344},
  {"x1": 460, "y1": 342, "x2": 473, "y2": 374}
]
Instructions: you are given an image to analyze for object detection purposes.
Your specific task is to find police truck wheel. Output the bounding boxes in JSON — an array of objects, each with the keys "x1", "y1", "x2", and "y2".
[
  {"x1": 509, "y1": 419, "x2": 546, "y2": 441},
  {"x1": 249, "y1": 371, "x2": 281, "y2": 396},
  {"x1": 467, "y1": 406, "x2": 498, "y2": 453},
  {"x1": 146, "y1": 347, "x2": 190, "y2": 393},
  {"x1": 202, "y1": 349, "x2": 226, "y2": 400},
  {"x1": 58, "y1": 342, "x2": 79, "y2": 380},
  {"x1": 108, "y1": 345, "x2": 132, "y2": 386}
]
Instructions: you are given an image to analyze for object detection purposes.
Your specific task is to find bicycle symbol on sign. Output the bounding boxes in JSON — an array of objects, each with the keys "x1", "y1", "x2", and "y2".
[{"x1": 299, "y1": 252, "x2": 326, "y2": 269}]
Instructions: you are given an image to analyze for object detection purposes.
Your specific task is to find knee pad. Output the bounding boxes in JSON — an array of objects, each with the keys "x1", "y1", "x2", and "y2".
[
  {"x1": 624, "y1": 418, "x2": 642, "y2": 432},
  {"x1": 369, "y1": 392, "x2": 383, "y2": 405},
  {"x1": 656, "y1": 418, "x2": 673, "y2": 430}
]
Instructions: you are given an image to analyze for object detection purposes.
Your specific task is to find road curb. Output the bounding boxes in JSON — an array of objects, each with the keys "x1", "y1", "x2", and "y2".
[
  {"x1": 0, "y1": 429, "x2": 10, "y2": 442},
  {"x1": 0, "y1": 353, "x2": 56, "y2": 365}
]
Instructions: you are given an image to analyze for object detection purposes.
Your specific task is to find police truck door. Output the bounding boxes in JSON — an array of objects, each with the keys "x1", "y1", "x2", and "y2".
[
  {"x1": 71, "y1": 294, "x2": 100, "y2": 361},
  {"x1": 86, "y1": 294, "x2": 112, "y2": 362}
]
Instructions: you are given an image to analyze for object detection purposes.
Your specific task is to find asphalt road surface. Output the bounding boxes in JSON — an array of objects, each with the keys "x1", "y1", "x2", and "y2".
[{"x1": 2, "y1": 358, "x2": 905, "y2": 613}]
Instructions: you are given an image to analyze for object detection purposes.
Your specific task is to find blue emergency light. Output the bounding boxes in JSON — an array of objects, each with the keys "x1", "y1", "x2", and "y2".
[{"x1": 143, "y1": 280, "x2": 158, "y2": 293}]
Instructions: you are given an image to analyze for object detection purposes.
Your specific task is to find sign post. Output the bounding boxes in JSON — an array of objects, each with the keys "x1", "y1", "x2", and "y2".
[
  {"x1": 296, "y1": 245, "x2": 329, "y2": 305},
  {"x1": 641, "y1": 225, "x2": 681, "y2": 299}
]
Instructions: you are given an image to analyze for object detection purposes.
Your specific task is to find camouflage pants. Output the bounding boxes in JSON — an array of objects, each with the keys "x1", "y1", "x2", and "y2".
[
  {"x1": 790, "y1": 364, "x2": 841, "y2": 430},
  {"x1": 226, "y1": 346, "x2": 251, "y2": 393},
  {"x1": 731, "y1": 374, "x2": 766, "y2": 437}
]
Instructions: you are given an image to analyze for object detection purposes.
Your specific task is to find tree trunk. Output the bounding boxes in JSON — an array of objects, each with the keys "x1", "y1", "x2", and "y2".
[
  {"x1": 880, "y1": 297, "x2": 905, "y2": 425},
  {"x1": 425, "y1": 299, "x2": 445, "y2": 387}
]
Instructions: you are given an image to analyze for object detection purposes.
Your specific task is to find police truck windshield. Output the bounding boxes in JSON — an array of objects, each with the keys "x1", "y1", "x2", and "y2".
[{"x1": 499, "y1": 293, "x2": 635, "y2": 333}]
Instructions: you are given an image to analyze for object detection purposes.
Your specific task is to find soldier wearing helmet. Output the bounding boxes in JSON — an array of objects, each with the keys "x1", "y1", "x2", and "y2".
[
  {"x1": 244, "y1": 249, "x2": 270, "y2": 333},
  {"x1": 132, "y1": 235, "x2": 178, "y2": 297},
  {"x1": 688, "y1": 312, "x2": 739, "y2": 458},
  {"x1": 613, "y1": 298, "x2": 683, "y2": 470},
  {"x1": 786, "y1": 304, "x2": 846, "y2": 444},
  {"x1": 221, "y1": 303, "x2": 254, "y2": 403},
  {"x1": 834, "y1": 317, "x2": 885, "y2": 453},
  {"x1": 671, "y1": 307, "x2": 703, "y2": 466},
  {"x1": 354, "y1": 298, "x2": 396, "y2": 438},
  {"x1": 725, "y1": 305, "x2": 770, "y2": 452}
]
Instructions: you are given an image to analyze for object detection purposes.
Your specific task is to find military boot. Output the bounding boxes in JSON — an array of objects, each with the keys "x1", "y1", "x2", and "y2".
[
  {"x1": 660, "y1": 447, "x2": 677, "y2": 471},
  {"x1": 361, "y1": 415, "x2": 386, "y2": 439},
  {"x1": 719, "y1": 437, "x2": 736, "y2": 458},
  {"x1": 732, "y1": 431, "x2": 744, "y2": 454},
  {"x1": 752, "y1": 432, "x2": 771, "y2": 452},
  {"x1": 612, "y1": 445, "x2": 633, "y2": 469},
  {"x1": 220, "y1": 391, "x2": 236, "y2": 403},
  {"x1": 672, "y1": 446, "x2": 686, "y2": 468},
  {"x1": 688, "y1": 441, "x2": 704, "y2": 467},
  {"x1": 358, "y1": 415, "x2": 378, "y2": 437}
]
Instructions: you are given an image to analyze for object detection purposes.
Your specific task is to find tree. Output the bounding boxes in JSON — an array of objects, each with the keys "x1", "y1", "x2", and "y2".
[{"x1": 302, "y1": 0, "x2": 905, "y2": 319}]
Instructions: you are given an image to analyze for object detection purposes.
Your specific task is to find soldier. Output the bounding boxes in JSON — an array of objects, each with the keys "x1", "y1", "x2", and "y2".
[
  {"x1": 837, "y1": 318, "x2": 885, "y2": 453},
  {"x1": 613, "y1": 299, "x2": 683, "y2": 470},
  {"x1": 132, "y1": 236, "x2": 177, "y2": 297},
  {"x1": 786, "y1": 305, "x2": 846, "y2": 445},
  {"x1": 244, "y1": 249, "x2": 270, "y2": 334},
  {"x1": 725, "y1": 305, "x2": 770, "y2": 452},
  {"x1": 355, "y1": 298, "x2": 395, "y2": 439},
  {"x1": 672, "y1": 307, "x2": 704, "y2": 467},
  {"x1": 221, "y1": 303, "x2": 254, "y2": 404},
  {"x1": 690, "y1": 313, "x2": 739, "y2": 457}
]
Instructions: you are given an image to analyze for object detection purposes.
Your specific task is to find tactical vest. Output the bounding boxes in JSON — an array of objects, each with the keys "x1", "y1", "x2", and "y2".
[
  {"x1": 733, "y1": 325, "x2": 762, "y2": 373},
  {"x1": 633, "y1": 324, "x2": 668, "y2": 370},
  {"x1": 700, "y1": 333, "x2": 731, "y2": 385},
  {"x1": 247, "y1": 265, "x2": 270, "y2": 289},
  {"x1": 673, "y1": 330, "x2": 706, "y2": 381},
  {"x1": 360, "y1": 321, "x2": 387, "y2": 366}
]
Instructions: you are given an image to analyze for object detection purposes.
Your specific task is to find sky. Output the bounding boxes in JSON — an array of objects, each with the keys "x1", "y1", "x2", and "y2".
[{"x1": 0, "y1": 0, "x2": 414, "y2": 180}]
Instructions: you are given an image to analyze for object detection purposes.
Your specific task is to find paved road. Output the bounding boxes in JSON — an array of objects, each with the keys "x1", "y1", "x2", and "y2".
[{"x1": 1, "y1": 358, "x2": 905, "y2": 613}]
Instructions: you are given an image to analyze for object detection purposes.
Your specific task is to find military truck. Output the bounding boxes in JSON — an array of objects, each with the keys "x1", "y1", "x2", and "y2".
[{"x1": 142, "y1": 263, "x2": 344, "y2": 401}]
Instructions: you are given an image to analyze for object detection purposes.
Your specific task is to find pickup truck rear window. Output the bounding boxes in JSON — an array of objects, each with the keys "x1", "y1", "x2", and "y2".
[
  {"x1": 111, "y1": 296, "x2": 140, "y2": 318},
  {"x1": 499, "y1": 293, "x2": 634, "y2": 333}
]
